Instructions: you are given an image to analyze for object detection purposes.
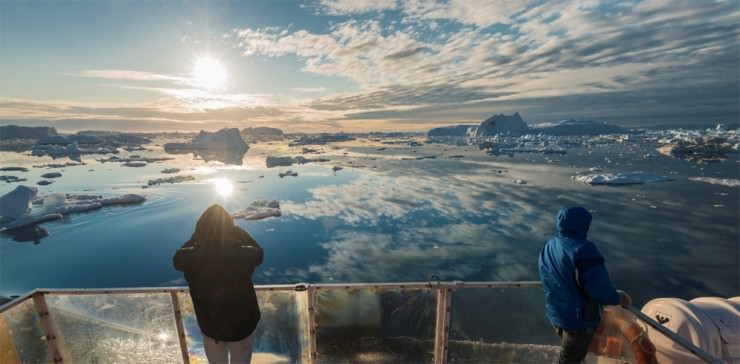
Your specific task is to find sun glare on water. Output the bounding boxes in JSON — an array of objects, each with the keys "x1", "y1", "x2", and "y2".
[
  {"x1": 213, "y1": 178, "x2": 234, "y2": 197},
  {"x1": 193, "y1": 57, "x2": 226, "y2": 90}
]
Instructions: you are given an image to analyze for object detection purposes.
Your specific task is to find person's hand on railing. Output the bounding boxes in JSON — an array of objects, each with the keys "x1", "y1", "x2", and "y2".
[{"x1": 617, "y1": 290, "x2": 632, "y2": 306}]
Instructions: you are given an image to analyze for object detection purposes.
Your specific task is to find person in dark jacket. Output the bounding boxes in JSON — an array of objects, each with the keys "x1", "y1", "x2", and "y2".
[
  {"x1": 538, "y1": 207, "x2": 631, "y2": 364},
  {"x1": 174, "y1": 204, "x2": 263, "y2": 364}
]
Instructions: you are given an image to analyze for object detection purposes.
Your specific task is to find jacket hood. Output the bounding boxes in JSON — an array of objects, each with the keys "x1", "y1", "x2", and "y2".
[{"x1": 555, "y1": 207, "x2": 592, "y2": 239}]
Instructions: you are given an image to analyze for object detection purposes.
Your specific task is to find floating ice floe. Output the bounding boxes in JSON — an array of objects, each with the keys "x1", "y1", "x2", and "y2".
[
  {"x1": 1, "y1": 176, "x2": 26, "y2": 183},
  {"x1": 232, "y1": 200, "x2": 281, "y2": 220},
  {"x1": 279, "y1": 170, "x2": 298, "y2": 178},
  {"x1": 655, "y1": 124, "x2": 739, "y2": 163},
  {"x1": 147, "y1": 175, "x2": 195, "y2": 186},
  {"x1": 265, "y1": 155, "x2": 330, "y2": 168},
  {"x1": 288, "y1": 133, "x2": 354, "y2": 146},
  {"x1": 0, "y1": 167, "x2": 29, "y2": 172},
  {"x1": 41, "y1": 172, "x2": 62, "y2": 178},
  {"x1": 574, "y1": 172, "x2": 673, "y2": 185},
  {"x1": 123, "y1": 162, "x2": 147, "y2": 167},
  {"x1": 0, "y1": 187, "x2": 146, "y2": 230},
  {"x1": 688, "y1": 177, "x2": 740, "y2": 187},
  {"x1": 33, "y1": 162, "x2": 85, "y2": 169}
]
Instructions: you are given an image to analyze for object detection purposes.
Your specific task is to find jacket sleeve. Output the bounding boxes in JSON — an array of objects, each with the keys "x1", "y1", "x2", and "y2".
[
  {"x1": 240, "y1": 245, "x2": 263, "y2": 268},
  {"x1": 575, "y1": 243, "x2": 620, "y2": 305},
  {"x1": 173, "y1": 245, "x2": 196, "y2": 272}
]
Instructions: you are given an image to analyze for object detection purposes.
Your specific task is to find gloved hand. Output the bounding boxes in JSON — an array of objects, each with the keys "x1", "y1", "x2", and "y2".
[{"x1": 617, "y1": 290, "x2": 632, "y2": 306}]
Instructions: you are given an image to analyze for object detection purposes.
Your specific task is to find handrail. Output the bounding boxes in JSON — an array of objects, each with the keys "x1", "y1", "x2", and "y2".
[
  {"x1": 0, "y1": 282, "x2": 725, "y2": 364},
  {"x1": 627, "y1": 305, "x2": 723, "y2": 364}
]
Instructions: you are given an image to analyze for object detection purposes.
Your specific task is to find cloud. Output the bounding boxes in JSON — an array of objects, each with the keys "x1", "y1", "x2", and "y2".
[
  {"x1": 402, "y1": 0, "x2": 537, "y2": 27},
  {"x1": 0, "y1": 97, "x2": 346, "y2": 132},
  {"x1": 226, "y1": 0, "x2": 738, "y2": 127},
  {"x1": 293, "y1": 87, "x2": 328, "y2": 93},
  {"x1": 317, "y1": 0, "x2": 397, "y2": 15},
  {"x1": 75, "y1": 70, "x2": 189, "y2": 84}
]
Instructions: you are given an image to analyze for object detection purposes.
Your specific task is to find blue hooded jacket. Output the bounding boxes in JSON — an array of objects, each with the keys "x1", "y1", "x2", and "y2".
[{"x1": 538, "y1": 207, "x2": 620, "y2": 330}]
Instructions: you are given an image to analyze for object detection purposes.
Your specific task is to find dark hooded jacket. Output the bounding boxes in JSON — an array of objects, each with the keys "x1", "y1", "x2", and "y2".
[
  {"x1": 538, "y1": 207, "x2": 620, "y2": 330},
  {"x1": 173, "y1": 204, "x2": 263, "y2": 341}
]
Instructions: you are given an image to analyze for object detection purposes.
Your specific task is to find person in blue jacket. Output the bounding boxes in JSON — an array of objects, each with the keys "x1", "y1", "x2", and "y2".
[{"x1": 539, "y1": 207, "x2": 631, "y2": 364}]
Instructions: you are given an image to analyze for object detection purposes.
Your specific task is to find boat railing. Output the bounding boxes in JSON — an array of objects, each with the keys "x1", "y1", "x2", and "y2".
[{"x1": 0, "y1": 281, "x2": 720, "y2": 363}]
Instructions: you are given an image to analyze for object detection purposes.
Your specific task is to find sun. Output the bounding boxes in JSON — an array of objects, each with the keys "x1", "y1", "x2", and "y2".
[
  {"x1": 212, "y1": 178, "x2": 234, "y2": 197},
  {"x1": 193, "y1": 57, "x2": 226, "y2": 90}
]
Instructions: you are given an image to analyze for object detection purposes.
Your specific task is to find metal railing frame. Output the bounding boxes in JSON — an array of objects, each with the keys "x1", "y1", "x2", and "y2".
[{"x1": 0, "y1": 281, "x2": 722, "y2": 364}]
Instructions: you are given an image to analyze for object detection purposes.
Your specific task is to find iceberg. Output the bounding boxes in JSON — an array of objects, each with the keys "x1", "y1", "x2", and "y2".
[
  {"x1": 574, "y1": 172, "x2": 673, "y2": 185},
  {"x1": 0, "y1": 125, "x2": 57, "y2": 140},
  {"x1": 529, "y1": 119, "x2": 627, "y2": 136},
  {"x1": 427, "y1": 125, "x2": 477, "y2": 138},
  {"x1": 164, "y1": 128, "x2": 248, "y2": 165},
  {"x1": 164, "y1": 128, "x2": 248, "y2": 152},
  {"x1": 0, "y1": 185, "x2": 38, "y2": 219},
  {"x1": 232, "y1": 200, "x2": 281, "y2": 220},
  {"x1": 241, "y1": 127, "x2": 284, "y2": 142},
  {"x1": 1, "y1": 191, "x2": 146, "y2": 230},
  {"x1": 475, "y1": 113, "x2": 530, "y2": 137}
]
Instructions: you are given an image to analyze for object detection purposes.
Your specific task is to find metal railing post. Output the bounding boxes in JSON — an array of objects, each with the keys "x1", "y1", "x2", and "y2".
[
  {"x1": 628, "y1": 305, "x2": 723, "y2": 364},
  {"x1": 433, "y1": 286, "x2": 452, "y2": 364},
  {"x1": 170, "y1": 292, "x2": 190, "y2": 364},
  {"x1": 307, "y1": 285, "x2": 317, "y2": 364},
  {"x1": 32, "y1": 292, "x2": 69, "y2": 363}
]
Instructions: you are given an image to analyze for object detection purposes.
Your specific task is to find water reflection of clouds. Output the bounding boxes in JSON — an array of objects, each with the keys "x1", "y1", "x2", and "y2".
[
  {"x1": 282, "y1": 168, "x2": 548, "y2": 226},
  {"x1": 279, "y1": 162, "x2": 737, "y2": 304},
  {"x1": 303, "y1": 224, "x2": 537, "y2": 283}
]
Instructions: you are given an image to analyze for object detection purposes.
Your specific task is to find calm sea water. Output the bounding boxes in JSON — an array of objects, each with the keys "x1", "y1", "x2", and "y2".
[{"x1": 1, "y1": 138, "x2": 738, "y2": 307}]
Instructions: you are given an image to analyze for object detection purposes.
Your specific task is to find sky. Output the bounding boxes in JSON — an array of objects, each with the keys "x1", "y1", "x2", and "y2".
[{"x1": 0, "y1": 0, "x2": 738, "y2": 132}]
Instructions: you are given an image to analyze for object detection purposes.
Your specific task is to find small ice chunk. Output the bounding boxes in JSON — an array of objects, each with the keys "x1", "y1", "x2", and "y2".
[
  {"x1": 42, "y1": 193, "x2": 67, "y2": 211},
  {"x1": 100, "y1": 194, "x2": 146, "y2": 205},
  {"x1": 589, "y1": 167, "x2": 603, "y2": 172},
  {"x1": 147, "y1": 175, "x2": 195, "y2": 186},
  {"x1": 123, "y1": 162, "x2": 147, "y2": 167},
  {"x1": 0, "y1": 185, "x2": 38, "y2": 219},
  {"x1": 279, "y1": 170, "x2": 298, "y2": 178},
  {"x1": 688, "y1": 177, "x2": 740, "y2": 187},
  {"x1": 232, "y1": 200, "x2": 281, "y2": 220},
  {"x1": 512, "y1": 179, "x2": 527, "y2": 184},
  {"x1": 41, "y1": 172, "x2": 62, "y2": 178},
  {"x1": 37, "y1": 180, "x2": 54, "y2": 186},
  {"x1": 575, "y1": 172, "x2": 673, "y2": 185}
]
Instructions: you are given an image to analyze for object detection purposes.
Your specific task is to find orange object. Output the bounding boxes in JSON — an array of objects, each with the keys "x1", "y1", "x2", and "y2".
[{"x1": 589, "y1": 307, "x2": 659, "y2": 364}]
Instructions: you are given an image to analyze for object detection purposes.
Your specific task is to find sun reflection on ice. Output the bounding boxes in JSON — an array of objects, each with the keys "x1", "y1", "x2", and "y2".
[{"x1": 212, "y1": 178, "x2": 234, "y2": 197}]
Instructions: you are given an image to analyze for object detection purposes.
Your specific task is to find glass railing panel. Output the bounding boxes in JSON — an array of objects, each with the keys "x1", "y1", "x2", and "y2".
[
  {"x1": 0, "y1": 298, "x2": 50, "y2": 363},
  {"x1": 448, "y1": 287, "x2": 559, "y2": 363},
  {"x1": 178, "y1": 290, "x2": 307, "y2": 363},
  {"x1": 45, "y1": 293, "x2": 181, "y2": 363},
  {"x1": 314, "y1": 288, "x2": 437, "y2": 363}
]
